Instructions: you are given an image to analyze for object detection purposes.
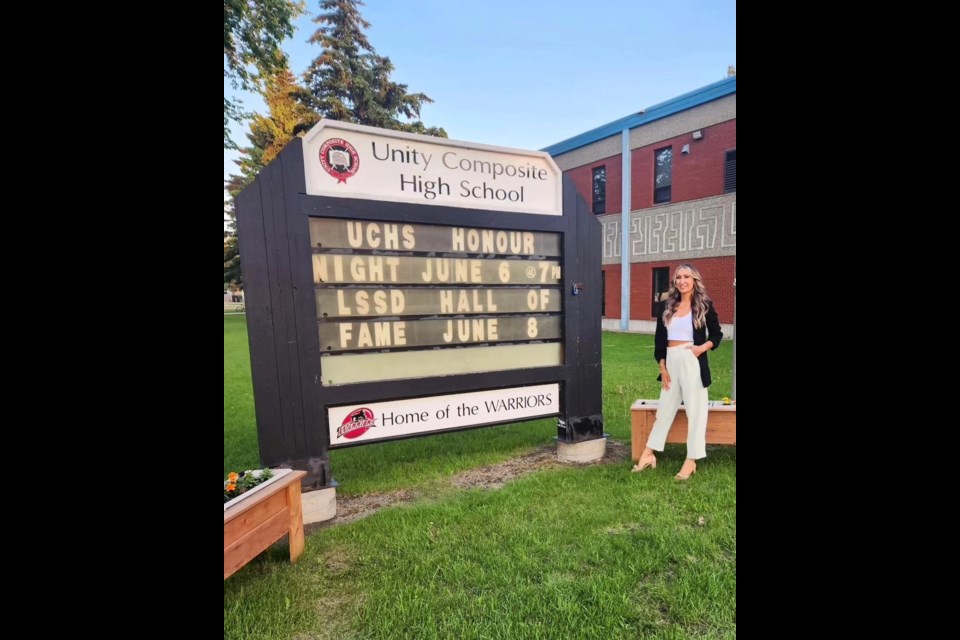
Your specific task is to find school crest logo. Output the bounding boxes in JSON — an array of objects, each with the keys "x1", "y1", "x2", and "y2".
[
  {"x1": 337, "y1": 407, "x2": 376, "y2": 440},
  {"x1": 318, "y1": 138, "x2": 360, "y2": 183}
]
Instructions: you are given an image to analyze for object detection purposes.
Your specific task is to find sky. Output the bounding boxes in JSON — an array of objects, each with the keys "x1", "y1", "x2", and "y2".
[{"x1": 224, "y1": 0, "x2": 736, "y2": 184}]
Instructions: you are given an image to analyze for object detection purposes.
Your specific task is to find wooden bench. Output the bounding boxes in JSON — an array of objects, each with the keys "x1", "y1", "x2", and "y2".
[
  {"x1": 224, "y1": 469, "x2": 307, "y2": 580},
  {"x1": 631, "y1": 400, "x2": 736, "y2": 462}
]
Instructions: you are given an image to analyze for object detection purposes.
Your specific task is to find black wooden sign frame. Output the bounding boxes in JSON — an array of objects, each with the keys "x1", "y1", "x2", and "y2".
[{"x1": 237, "y1": 137, "x2": 602, "y2": 490}]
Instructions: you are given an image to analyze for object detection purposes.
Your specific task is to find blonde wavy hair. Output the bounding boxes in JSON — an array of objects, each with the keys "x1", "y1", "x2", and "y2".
[{"x1": 662, "y1": 264, "x2": 712, "y2": 329}]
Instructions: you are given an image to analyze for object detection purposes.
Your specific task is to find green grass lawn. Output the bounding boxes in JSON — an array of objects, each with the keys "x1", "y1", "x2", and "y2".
[{"x1": 225, "y1": 316, "x2": 736, "y2": 639}]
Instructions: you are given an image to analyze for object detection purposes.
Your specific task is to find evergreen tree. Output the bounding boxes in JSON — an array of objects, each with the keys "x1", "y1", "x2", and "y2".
[
  {"x1": 226, "y1": 0, "x2": 449, "y2": 285},
  {"x1": 303, "y1": 0, "x2": 446, "y2": 137},
  {"x1": 224, "y1": 228, "x2": 242, "y2": 288},
  {"x1": 224, "y1": 195, "x2": 242, "y2": 288}
]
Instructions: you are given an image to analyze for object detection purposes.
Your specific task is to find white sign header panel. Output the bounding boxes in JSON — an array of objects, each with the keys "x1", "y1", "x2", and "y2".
[{"x1": 301, "y1": 120, "x2": 562, "y2": 215}]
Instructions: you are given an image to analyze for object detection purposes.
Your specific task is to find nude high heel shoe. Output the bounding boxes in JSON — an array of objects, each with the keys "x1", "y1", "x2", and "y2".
[
  {"x1": 674, "y1": 461, "x2": 697, "y2": 480},
  {"x1": 631, "y1": 454, "x2": 657, "y2": 473}
]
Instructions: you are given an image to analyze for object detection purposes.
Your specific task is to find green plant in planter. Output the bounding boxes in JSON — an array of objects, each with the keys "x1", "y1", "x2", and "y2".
[{"x1": 223, "y1": 468, "x2": 274, "y2": 503}]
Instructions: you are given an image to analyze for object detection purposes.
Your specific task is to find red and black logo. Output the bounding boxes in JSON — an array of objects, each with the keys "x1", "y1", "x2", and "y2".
[
  {"x1": 318, "y1": 138, "x2": 360, "y2": 184},
  {"x1": 337, "y1": 407, "x2": 376, "y2": 440}
]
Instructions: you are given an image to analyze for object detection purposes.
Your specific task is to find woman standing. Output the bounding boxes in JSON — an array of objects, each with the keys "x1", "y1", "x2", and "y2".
[{"x1": 632, "y1": 264, "x2": 723, "y2": 480}]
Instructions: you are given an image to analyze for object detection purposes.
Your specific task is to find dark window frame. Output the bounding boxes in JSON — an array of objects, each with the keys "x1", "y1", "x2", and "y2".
[
  {"x1": 592, "y1": 165, "x2": 606, "y2": 214},
  {"x1": 654, "y1": 146, "x2": 672, "y2": 204},
  {"x1": 651, "y1": 267, "x2": 669, "y2": 317},
  {"x1": 601, "y1": 269, "x2": 606, "y2": 316},
  {"x1": 724, "y1": 149, "x2": 736, "y2": 193}
]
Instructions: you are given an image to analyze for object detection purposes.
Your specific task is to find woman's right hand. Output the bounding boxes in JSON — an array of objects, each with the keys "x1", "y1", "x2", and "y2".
[{"x1": 661, "y1": 371, "x2": 671, "y2": 391}]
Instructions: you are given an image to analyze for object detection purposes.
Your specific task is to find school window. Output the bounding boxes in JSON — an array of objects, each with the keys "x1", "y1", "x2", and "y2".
[
  {"x1": 651, "y1": 267, "x2": 669, "y2": 317},
  {"x1": 600, "y1": 270, "x2": 606, "y2": 316},
  {"x1": 592, "y1": 166, "x2": 606, "y2": 214},
  {"x1": 654, "y1": 147, "x2": 672, "y2": 204},
  {"x1": 724, "y1": 149, "x2": 737, "y2": 193}
]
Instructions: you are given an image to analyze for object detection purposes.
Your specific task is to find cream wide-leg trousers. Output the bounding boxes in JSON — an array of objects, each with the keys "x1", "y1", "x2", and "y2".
[{"x1": 646, "y1": 344, "x2": 708, "y2": 460}]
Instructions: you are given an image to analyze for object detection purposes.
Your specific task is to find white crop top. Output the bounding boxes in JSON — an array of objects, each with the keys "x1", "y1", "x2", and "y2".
[{"x1": 667, "y1": 313, "x2": 694, "y2": 341}]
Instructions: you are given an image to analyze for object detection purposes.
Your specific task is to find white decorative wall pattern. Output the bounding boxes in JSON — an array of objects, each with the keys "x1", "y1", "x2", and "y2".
[
  {"x1": 603, "y1": 220, "x2": 621, "y2": 258},
  {"x1": 599, "y1": 194, "x2": 736, "y2": 264}
]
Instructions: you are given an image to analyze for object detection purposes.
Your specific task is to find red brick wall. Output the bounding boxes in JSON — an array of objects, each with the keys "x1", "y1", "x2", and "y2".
[
  {"x1": 602, "y1": 264, "x2": 622, "y2": 318},
  {"x1": 615, "y1": 256, "x2": 736, "y2": 324},
  {"x1": 563, "y1": 119, "x2": 737, "y2": 214},
  {"x1": 630, "y1": 119, "x2": 736, "y2": 208},
  {"x1": 562, "y1": 115, "x2": 737, "y2": 328},
  {"x1": 566, "y1": 153, "x2": 623, "y2": 215}
]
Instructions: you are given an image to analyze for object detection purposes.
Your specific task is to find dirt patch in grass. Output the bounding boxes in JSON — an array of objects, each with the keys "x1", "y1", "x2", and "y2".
[
  {"x1": 306, "y1": 438, "x2": 631, "y2": 534},
  {"x1": 306, "y1": 488, "x2": 419, "y2": 535},
  {"x1": 452, "y1": 438, "x2": 630, "y2": 489},
  {"x1": 449, "y1": 444, "x2": 563, "y2": 490}
]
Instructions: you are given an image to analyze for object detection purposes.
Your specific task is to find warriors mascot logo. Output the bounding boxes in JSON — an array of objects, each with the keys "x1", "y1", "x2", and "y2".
[
  {"x1": 318, "y1": 138, "x2": 360, "y2": 183},
  {"x1": 337, "y1": 407, "x2": 376, "y2": 440}
]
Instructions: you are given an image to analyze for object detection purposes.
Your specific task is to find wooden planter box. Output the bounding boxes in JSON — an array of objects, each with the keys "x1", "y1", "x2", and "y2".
[
  {"x1": 224, "y1": 469, "x2": 307, "y2": 580},
  {"x1": 631, "y1": 400, "x2": 736, "y2": 462}
]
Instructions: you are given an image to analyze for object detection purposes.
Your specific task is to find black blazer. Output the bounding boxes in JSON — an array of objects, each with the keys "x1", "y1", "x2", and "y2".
[{"x1": 654, "y1": 300, "x2": 723, "y2": 387}]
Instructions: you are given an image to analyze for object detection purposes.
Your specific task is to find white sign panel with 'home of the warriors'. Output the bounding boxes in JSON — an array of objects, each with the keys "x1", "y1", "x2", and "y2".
[
  {"x1": 327, "y1": 384, "x2": 560, "y2": 446},
  {"x1": 301, "y1": 120, "x2": 562, "y2": 216}
]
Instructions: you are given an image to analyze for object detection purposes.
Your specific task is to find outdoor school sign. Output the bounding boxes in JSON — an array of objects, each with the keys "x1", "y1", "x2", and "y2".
[
  {"x1": 302, "y1": 121, "x2": 562, "y2": 215},
  {"x1": 236, "y1": 120, "x2": 602, "y2": 489}
]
